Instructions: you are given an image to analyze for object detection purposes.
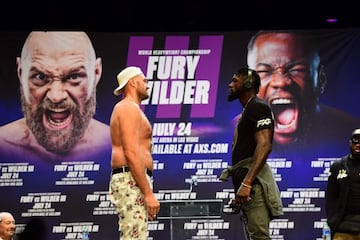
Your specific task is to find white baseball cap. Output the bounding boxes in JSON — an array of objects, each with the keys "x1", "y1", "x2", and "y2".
[{"x1": 113, "y1": 66, "x2": 144, "y2": 96}]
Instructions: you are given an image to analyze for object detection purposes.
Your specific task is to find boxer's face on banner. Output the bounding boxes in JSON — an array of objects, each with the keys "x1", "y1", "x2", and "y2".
[
  {"x1": 17, "y1": 32, "x2": 99, "y2": 154},
  {"x1": 248, "y1": 33, "x2": 318, "y2": 145}
]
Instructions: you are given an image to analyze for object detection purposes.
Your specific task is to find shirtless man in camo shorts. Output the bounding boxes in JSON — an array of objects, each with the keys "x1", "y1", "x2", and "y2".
[{"x1": 109, "y1": 66, "x2": 160, "y2": 240}]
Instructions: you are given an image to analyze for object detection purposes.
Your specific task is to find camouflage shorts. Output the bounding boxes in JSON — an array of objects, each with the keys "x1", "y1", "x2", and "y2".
[{"x1": 109, "y1": 171, "x2": 153, "y2": 239}]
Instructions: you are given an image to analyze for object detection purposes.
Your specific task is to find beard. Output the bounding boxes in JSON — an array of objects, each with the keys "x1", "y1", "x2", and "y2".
[
  {"x1": 227, "y1": 89, "x2": 241, "y2": 102},
  {"x1": 20, "y1": 87, "x2": 96, "y2": 154},
  {"x1": 352, "y1": 149, "x2": 360, "y2": 160}
]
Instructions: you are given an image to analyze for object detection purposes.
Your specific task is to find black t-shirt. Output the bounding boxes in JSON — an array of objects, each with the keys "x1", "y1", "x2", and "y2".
[
  {"x1": 345, "y1": 156, "x2": 360, "y2": 214},
  {"x1": 231, "y1": 96, "x2": 274, "y2": 166}
]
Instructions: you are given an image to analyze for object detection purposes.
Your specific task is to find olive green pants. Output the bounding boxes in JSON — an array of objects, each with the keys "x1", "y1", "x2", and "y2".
[{"x1": 241, "y1": 184, "x2": 271, "y2": 240}]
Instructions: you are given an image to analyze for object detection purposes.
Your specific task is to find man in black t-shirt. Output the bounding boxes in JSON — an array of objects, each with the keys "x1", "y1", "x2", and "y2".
[
  {"x1": 227, "y1": 67, "x2": 283, "y2": 239},
  {"x1": 326, "y1": 128, "x2": 360, "y2": 239}
]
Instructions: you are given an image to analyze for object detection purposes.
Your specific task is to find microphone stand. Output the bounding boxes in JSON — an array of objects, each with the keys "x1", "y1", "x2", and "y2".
[{"x1": 188, "y1": 176, "x2": 198, "y2": 199}]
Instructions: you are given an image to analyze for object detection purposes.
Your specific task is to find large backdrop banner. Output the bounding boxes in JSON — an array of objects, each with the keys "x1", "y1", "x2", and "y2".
[{"x1": 1, "y1": 29, "x2": 360, "y2": 240}]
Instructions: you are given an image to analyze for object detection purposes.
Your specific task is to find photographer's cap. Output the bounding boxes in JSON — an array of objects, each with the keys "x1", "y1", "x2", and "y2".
[
  {"x1": 351, "y1": 128, "x2": 360, "y2": 138},
  {"x1": 114, "y1": 66, "x2": 144, "y2": 96}
]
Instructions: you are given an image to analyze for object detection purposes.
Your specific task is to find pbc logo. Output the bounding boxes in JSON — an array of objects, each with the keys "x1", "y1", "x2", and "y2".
[{"x1": 257, "y1": 118, "x2": 272, "y2": 127}]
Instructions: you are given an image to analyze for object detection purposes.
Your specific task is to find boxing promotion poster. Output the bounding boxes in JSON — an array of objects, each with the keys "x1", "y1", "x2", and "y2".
[{"x1": 1, "y1": 29, "x2": 360, "y2": 239}]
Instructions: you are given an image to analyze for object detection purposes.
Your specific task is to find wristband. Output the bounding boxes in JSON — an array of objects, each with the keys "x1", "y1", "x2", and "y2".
[{"x1": 241, "y1": 182, "x2": 252, "y2": 189}]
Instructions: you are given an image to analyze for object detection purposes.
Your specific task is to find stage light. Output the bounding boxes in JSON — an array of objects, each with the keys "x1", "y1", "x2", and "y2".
[{"x1": 326, "y1": 17, "x2": 338, "y2": 23}]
